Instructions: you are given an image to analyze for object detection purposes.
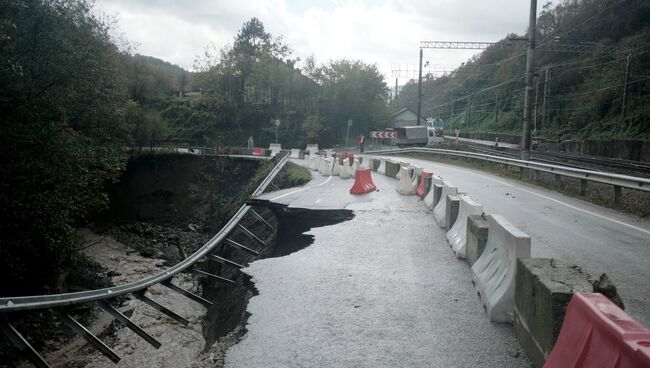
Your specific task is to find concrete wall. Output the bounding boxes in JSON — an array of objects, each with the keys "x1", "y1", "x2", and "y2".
[
  {"x1": 560, "y1": 139, "x2": 650, "y2": 163},
  {"x1": 514, "y1": 258, "x2": 593, "y2": 367}
]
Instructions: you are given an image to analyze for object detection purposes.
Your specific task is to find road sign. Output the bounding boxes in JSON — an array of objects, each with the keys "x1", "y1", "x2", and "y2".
[{"x1": 370, "y1": 131, "x2": 397, "y2": 139}]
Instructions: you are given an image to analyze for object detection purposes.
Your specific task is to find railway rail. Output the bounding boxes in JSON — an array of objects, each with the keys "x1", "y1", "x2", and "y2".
[
  {"x1": 0, "y1": 151, "x2": 290, "y2": 368},
  {"x1": 447, "y1": 139, "x2": 650, "y2": 177}
]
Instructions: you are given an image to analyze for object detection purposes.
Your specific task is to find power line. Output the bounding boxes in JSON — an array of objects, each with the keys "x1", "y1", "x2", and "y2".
[{"x1": 550, "y1": 76, "x2": 650, "y2": 102}]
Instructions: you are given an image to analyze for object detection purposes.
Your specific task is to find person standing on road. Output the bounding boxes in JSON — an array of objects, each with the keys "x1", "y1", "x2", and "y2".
[
  {"x1": 247, "y1": 136, "x2": 254, "y2": 149},
  {"x1": 358, "y1": 134, "x2": 365, "y2": 153}
]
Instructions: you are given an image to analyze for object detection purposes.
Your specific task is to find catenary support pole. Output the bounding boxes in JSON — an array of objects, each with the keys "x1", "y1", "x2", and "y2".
[
  {"x1": 417, "y1": 48, "x2": 423, "y2": 126},
  {"x1": 621, "y1": 52, "x2": 631, "y2": 119},
  {"x1": 521, "y1": 0, "x2": 537, "y2": 161}
]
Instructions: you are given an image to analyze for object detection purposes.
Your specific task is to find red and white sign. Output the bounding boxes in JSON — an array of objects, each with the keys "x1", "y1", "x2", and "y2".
[{"x1": 370, "y1": 131, "x2": 397, "y2": 139}]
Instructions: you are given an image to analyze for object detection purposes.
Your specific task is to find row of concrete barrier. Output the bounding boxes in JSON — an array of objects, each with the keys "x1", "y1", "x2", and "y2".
[
  {"x1": 356, "y1": 156, "x2": 650, "y2": 367},
  {"x1": 296, "y1": 152, "x2": 650, "y2": 367}
]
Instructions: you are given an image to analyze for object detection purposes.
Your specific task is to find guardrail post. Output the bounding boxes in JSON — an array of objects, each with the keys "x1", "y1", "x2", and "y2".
[
  {"x1": 0, "y1": 318, "x2": 50, "y2": 368},
  {"x1": 614, "y1": 185, "x2": 622, "y2": 205},
  {"x1": 580, "y1": 179, "x2": 587, "y2": 196},
  {"x1": 554, "y1": 174, "x2": 561, "y2": 187}
]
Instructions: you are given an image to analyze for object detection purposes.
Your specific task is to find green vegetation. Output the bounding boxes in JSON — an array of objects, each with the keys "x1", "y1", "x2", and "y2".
[
  {"x1": 1, "y1": 0, "x2": 129, "y2": 295},
  {"x1": 0, "y1": 1, "x2": 390, "y2": 295},
  {"x1": 274, "y1": 162, "x2": 312, "y2": 189},
  {"x1": 396, "y1": 0, "x2": 650, "y2": 140}
]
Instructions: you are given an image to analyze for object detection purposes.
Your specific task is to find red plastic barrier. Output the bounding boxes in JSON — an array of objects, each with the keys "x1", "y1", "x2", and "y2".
[
  {"x1": 545, "y1": 293, "x2": 650, "y2": 368},
  {"x1": 251, "y1": 147, "x2": 263, "y2": 156},
  {"x1": 340, "y1": 152, "x2": 354, "y2": 165},
  {"x1": 349, "y1": 168, "x2": 377, "y2": 195},
  {"x1": 341, "y1": 152, "x2": 354, "y2": 160},
  {"x1": 416, "y1": 172, "x2": 433, "y2": 199}
]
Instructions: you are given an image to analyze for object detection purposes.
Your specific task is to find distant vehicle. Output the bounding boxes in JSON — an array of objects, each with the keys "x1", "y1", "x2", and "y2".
[
  {"x1": 393, "y1": 126, "x2": 428, "y2": 147},
  {"x1": 426, "y1": 118, "x2": 445, "y2": 144}
]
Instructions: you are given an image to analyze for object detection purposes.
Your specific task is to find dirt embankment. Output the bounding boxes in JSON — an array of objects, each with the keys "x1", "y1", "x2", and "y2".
[
  {"x1": 1, "y1": 153, "x2": 264, "y2": 368},
  {"x1": 2, "y1": 154, "x2": 351, "y2": 368}
]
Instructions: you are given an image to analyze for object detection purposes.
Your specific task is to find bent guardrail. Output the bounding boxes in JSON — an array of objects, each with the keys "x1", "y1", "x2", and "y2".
[{"x1": 0, "y1": 151, "x2": 290, "y2": 367}]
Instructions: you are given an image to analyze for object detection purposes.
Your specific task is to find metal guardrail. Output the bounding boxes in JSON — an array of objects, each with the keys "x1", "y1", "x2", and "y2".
[
  {"x1": 364, "y1": 147, "x2": 650, "y2": 193},
  {"x1": 0, "y1": 152, "x2": 289, "y2": 312},
  {"x1": 0, "y1": 151, "x2": 290, "y2": 367}
]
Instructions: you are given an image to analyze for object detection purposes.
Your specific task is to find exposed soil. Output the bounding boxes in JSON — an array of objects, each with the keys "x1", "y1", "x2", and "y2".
[{"x1": 1, "y1": 153, "x2": 350, "y2": 368}]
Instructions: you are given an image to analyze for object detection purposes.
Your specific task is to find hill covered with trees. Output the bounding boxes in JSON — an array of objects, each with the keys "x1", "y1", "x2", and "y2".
[
  {"x1": 0, "y1": 0, "x2": 390, "y2": 296},
  {"x1": 396, "y1": 0, "x2": 650, "y2": 140}
]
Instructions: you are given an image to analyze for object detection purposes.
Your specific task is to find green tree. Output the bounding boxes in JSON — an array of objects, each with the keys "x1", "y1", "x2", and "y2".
[{"x1": 0, "y1": 0, "x2": 128, "y2": 295}]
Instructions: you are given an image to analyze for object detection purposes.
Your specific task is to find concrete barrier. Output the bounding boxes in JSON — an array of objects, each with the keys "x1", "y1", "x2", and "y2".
[
  {"x1": 397, "y1": 165, "x2": 409, "y2": 180},
  {"x1": 424, "y1": 176, "x2": 442, "y2": 210},
  {"x1": 514, "y1": 258, "x2": 593, "y2": 368},
  {"x1": 309, "y1": 154, "x2": 320, "y2": 171},
  {"x1": 445, "y1": 195, "x2": 460, "y2": 231},
  {"x1": 351, "y1": 159, "x2": 360, "y2": 177},
  {"x1": 305, "y1": 144, "x2": 319, "y2": 154},
  {"x1": 466, "y1": 215, "x2": 489, "y2": 266},
  {"x1": 359, "y1": 157, "x2": 371, "y2": 170},
  {"x1": 290, "y1": 148, "x2": 301, "y2": 159},
  {"x1": 269, "y1": 143, "x2": 282, "y2": 157},
  {"x1": 447, "y1": 195, "x2": 484, "y2": 258},
  {"x1": 416, "y1": 172, "x2": 433, "y2": 199},
  {"x1": 395, "y1": 161, "x2": 411, "y2": 179},
  {"x1": 318, "y1": 158, "x2": 332, "y2": 176},
  {"x1": 545, "y1": 293, "x2": 650, "y2": 368},
  {"x1": 410, "y1": 166, "x2": 422, "y2": 186},
  {"x1": 396, "y1": 167, "x2": 417, "y2": 195},
  {"x1": 350, "y1": 168, "x2": 377, "y2": 194},
  {"x1": 433, "y1": 181, "x2": 458, "y2": 227},
  {"x1": 371, "y1": 158, "x2": 381, "y2": 171},
  {"x1": 377, "y1": 158, "x2": 387, "y2": 175},
  {"x1": 385, "y1": 160, "x2": 401, "y2": 178},
  {"x1": 332, "y1": 159, "x2": 341, "y2": 176},
  {"x1": 432, "y1": 176, "x2": 444, "y2": 206},
  {"x1": 471, "y1": 214, "x2": 531, "y2": 323},
  {"x1": 340, "y1": 159, "x2": 352, "y2": 179}
]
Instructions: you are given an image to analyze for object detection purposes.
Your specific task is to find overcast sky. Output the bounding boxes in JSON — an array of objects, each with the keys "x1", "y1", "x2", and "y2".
[{"x1": 95, "y1": 0, "x2": 562, "y2": 83}]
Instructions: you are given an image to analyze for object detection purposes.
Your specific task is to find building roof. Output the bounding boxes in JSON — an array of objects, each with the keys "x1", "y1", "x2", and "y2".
[{"x1": 391, "y1": 106, "x2": 416, "y2": 118}]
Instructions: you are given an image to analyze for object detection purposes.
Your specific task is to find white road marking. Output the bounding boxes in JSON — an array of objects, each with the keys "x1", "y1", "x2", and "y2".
[
  {"x1": 392, "y1": 156, "x2": 650, "y2": 236},
  {"x1": 270, "y1": 175, "x2": 334, "y2": 201}
]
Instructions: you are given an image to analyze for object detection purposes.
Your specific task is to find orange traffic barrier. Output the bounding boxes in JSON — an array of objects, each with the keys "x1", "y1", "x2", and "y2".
[
  {"x1": 544, "y1": 293, "x2": 650, "y2": 368},
  {"x1": 349, "y1": 168, "x2": 377, "y2": 195},
  {"x1": 416, "y1": 171, "x2": 433, "y2": 199}
]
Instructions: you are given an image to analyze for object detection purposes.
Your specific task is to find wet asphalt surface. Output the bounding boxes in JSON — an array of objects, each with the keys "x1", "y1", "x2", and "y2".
[
  {"x1": 361, "y1": 154, "x2": 650, "y2": 328},
  {"x1": 225, "y1": 159, "x2": 532, "y2": 367}
]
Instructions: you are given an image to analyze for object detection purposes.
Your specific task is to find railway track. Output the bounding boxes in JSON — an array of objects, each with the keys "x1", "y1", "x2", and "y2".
[{"x1": 450, "y1": 141, "x2": 650, "y2": 178}]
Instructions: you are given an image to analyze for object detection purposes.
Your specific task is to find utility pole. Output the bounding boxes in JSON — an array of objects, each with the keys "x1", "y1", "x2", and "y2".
[
  {"x1": 542, "y1": 66, "x2": 550, "y2": 129},
  {"x1": 495, "y1": 91, "x2": 499, "y2": 125},
  {"x1": 533, "y1": 78, "x2": 539, "y2": 134},
  {"x1": 621, "y1": 52, "x2": 631, "y2": 119},
  {"x1": 416, "y1": 48, "x2": 423, "y2": 126},
  {"x1": 521, "y1": 0, "x2": 537, "y2": 160},
  {"x1": 450, "y1": 100, "x2": 454, "y2": 120},
  {"x1": 395, "y1": 78, "x2": 398, "y2": 101},
  {"x1": 466, "y1": 96, "x2": 472, "y2": 127}
]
